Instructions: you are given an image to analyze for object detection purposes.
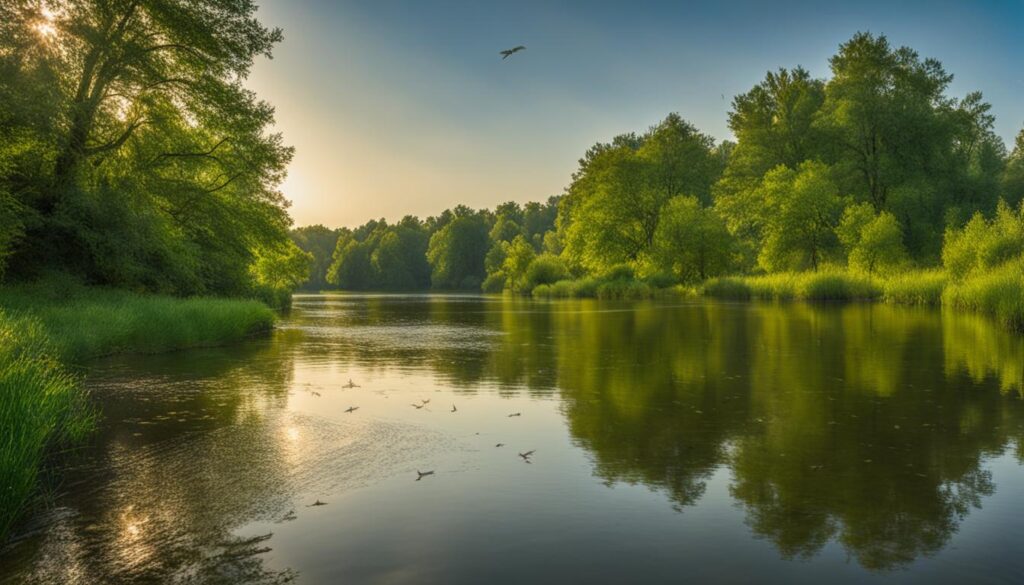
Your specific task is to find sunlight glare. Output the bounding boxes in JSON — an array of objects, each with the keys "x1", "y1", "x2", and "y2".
[{"x1": 33, "y1": 7, "x2": 58, "y2": 41}]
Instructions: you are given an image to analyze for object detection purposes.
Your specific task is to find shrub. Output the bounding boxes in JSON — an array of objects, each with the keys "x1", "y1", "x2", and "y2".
[
  {"x1": 524, "y1": 254, "x2": 569, "y2": 292},
  {"x1": 481, "y1": 272, "x2": 506, "y2": 293},
  {"x1": 531, "y1": 284, "x2": 552, "y2": 298},
  {"x1": 643, "y1": 271, "x2": 679, "y2": 289},
  {"x1": 549, "y1": 280, "x2": 575, "y2": 298},
  {"x1": 601, "y1": 264, "x2": 636, "y2": 281}
]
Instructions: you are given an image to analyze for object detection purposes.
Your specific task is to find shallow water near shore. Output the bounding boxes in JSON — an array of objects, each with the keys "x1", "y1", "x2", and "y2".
[{"x1": 3, "y1": 293, "x2": 1024, "y2": 584}]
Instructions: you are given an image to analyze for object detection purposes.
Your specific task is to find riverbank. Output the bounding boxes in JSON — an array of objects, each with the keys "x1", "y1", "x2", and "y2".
[
  {"x1": 0, "y1": 280, "x2": 277, "y2": 540},
  {"x1": 531, "y1": 265, "x2": 1024, "y2": 334}
]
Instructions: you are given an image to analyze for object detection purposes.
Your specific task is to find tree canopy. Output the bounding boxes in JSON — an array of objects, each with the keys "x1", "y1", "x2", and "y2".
[{"x1": 0, "y1": 0, "x2": 297, "y2": 302}]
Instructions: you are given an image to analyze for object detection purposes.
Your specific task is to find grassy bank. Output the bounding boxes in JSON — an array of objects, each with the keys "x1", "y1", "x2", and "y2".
[
  {"x1": 0, "y1": 279, "x2": 277, "y2": 540},
  {"x1": 531, "y1": 264, "x2": 1022, "y2": 335},
  {"x1": 0, "y1": 281, "x2": 276, "y2": 362},
  {"x1": 943, "y1": 260, "x2": 1024, "y2": 332},
  {"x1": 700, "y1": 270, "x2": 881, "y2": 301},
  {"x1": 0, "y1": 311, "x2": 92, "y2": 537},
  {"x1": 699, "y1": 267, "x2": 1022, "y2": 333}
]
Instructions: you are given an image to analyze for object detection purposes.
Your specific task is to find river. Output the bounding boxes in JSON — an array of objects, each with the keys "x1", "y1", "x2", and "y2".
[{"x1": 2, "y1": 294, "x2": 1024, "y2": 584}]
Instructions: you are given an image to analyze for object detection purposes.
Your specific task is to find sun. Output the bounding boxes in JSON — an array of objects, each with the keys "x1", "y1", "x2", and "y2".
[{"x1": 33, "y1": 7, "x2": 58, "y2": 41}]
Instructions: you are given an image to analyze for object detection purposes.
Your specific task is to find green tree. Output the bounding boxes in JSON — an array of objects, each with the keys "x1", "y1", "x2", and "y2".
[
  {"x1": 714, "y1": 68, "x2": 826, "y2": 266},
  {"x1": 837, "y1": 205, "x2": 908, "y2": 274},
  {"x1": 652, "y1": 196, "x2": 734, "y2": 282},
  {"x1": 560, "y1": 115, "x2": 722, "y2": 273},
  {"x1": 0, "y1": 1, "x2": 295, "y2": 297},
  {"x1": 250, "y1": 241, "x2": 312, "y2": 305},
  {"x1": 501, "y1": 235, "x2": 536, "y2": 293},
  {"x1": 758, "y1": 161, "x2": 844, "y2": 272},
  {"x1": 426, "y1": 213, "x2": 490, "y2": 289},
  {"x1": 1004, "y1": 128, "x2": 1024, "y2": 208},
  {"x1": 291, "y1": 225, "x2": 341, "y2": 290}
]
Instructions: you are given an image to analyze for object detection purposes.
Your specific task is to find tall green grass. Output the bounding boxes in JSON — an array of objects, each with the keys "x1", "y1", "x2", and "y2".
[
  {"x1": 0, "y1": 311, "x2": 93, "y2": 537},
  {"x1": 0, "y1": 280, "x2": 275, "y2": 361},
  {"x1": 943, "y1": 260, "x2": 1024, "y2": 332},
  {"x1": 701, "y1": 270, "x2": 881, "y2": 301},
  {"x1": 881, "y1": 269, "x2": 947, "y2": 305}
]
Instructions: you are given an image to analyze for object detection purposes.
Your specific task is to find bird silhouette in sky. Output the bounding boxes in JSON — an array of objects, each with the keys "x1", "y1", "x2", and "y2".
[{"x1": 500, "y1": 45, "x2": 526, "y2": 59}]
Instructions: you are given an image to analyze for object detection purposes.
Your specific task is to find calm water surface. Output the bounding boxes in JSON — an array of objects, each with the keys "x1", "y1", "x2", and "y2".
[{"x1": 3, "y1": 294, "x2": 1024, "y2": 584}]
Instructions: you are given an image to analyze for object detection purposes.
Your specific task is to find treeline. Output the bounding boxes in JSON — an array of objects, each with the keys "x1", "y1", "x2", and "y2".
[
  {"x1": 0, "y1": 1, "x2": 309, "y2": 305},
  {"x1": 291, "y1": 198, "x2": 560, "y2": 291},
  {"x1": 295, "y1": 32, "x2": 1024, "y2": 296}
]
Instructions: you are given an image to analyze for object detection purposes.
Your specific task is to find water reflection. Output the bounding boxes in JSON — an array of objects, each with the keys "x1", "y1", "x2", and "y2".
[{"x1": 2, "y1": 295, "x2": 1023, "y2": 582}]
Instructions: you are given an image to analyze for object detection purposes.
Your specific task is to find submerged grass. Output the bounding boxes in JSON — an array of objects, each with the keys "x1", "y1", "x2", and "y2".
[{"x1": 0, "y1": 278, "x2": 277, "y2": 540}]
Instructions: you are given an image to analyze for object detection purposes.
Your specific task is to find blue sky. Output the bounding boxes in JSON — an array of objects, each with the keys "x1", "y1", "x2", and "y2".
[{"x1": 247, "y1": 0, "x2": 1024, "y2": 228}]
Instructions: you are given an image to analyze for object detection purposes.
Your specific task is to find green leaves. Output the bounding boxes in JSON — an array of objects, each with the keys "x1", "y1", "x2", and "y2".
[
  {"x1": 0, "y1": 0, "x2": 296, "y2": 298},
  {"x1": 561, "y1": 114, "x2": 721, "y2": 274}
]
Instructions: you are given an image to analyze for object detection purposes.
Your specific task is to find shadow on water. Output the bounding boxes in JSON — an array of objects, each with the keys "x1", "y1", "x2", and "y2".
[{"x1": 2, "y1": 294, "x2": 1023, "y2": 582}]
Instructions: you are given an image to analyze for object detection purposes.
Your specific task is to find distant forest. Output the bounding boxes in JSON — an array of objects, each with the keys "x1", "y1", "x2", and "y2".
[{"x1": 294, "y1": 32, "x2": 1024, "y2": 293}]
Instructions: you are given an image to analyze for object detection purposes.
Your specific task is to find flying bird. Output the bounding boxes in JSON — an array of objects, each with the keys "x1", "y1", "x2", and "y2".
[
  {"x1": 508, "y1": 412, "x2": 521, "y2": 417},
  {"x1": 519, "y1": 450, "x2": 535, "y2": 460},
  {"x1": 451, "y1": 404, "x2": 457, "y2": 412},
  {"x1": 343, "y1": 379, "x2": 360, "y2": 388},
  {"x1": 500, "y1": 45, "x2": 526, "y2": 60},
  {"x1": 495, "y1": 443, "x2": 505, "y2": 448},
  {"x1": 411, "y1": 403, "x2": 425, "y2": 409},
  {"x1": 307, "y1": 500, "x2": 328, "y2": 507},
  {"x1": 416, "y1": 470, "x2": 435, "y2": 481},
  {"x1": 345, "y1": 406, "x2": 359, "y2": 413}
]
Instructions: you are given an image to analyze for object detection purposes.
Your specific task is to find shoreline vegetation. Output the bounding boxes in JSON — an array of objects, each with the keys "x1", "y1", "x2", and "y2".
[
  {"x1": 530, "y1": 265, "x2": 1023, "y2": 334},
  {"x1": 0, "y1": 279, "x2": 277, "y2": 538},
  {"x1": 289, "y1": 33, "x2": 1024, "y2": 336}
]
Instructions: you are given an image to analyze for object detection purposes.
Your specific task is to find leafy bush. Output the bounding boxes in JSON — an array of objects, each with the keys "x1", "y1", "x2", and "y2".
[
  {"x1": 943, "y1": 201, "x2": 1024, "y2": 281},
  {"x1": 481, "y1": 273, "x2": 506, "y2": 293},
  {"x1": 601, "y1": 264, "x2": 636, "y2": 281},
  {"x1": 524, "y1": 254, "x2": 569, "y2": 292},
  {"x1": 531, "y1": 284, "x2": 552, "y2": 298}
]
